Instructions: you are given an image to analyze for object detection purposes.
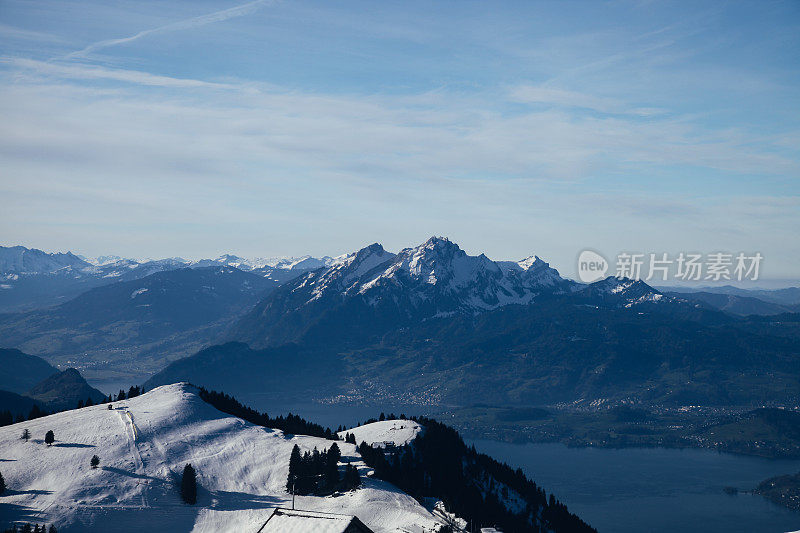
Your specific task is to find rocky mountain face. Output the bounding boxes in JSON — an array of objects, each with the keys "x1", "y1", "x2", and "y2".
[{"x1": 232, "y1": 237, "x2": 580, "y2": 348}]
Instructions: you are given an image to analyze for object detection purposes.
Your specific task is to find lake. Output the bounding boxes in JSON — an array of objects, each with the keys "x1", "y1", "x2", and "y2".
[{"x1": 470, "y1": 439, "x2": 800, "y2": 533}]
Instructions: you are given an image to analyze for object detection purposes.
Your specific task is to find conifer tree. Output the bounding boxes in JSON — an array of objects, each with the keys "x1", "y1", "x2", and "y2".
[
  {"x1": 325, "y1": 443, "x2": 341, "y2": 488},
  {"x1": 181, "y1": 463, "x2": 197, "y2": 504},
  {"x1": 49, "y1": 526, "x2": 57, "y2": 533},
  {"x1": 44, "y1": 430, "x2": 54, "y2": 446},
  {"x1": 28, "y1": 405, "x2": 44, "y2": 420},
  {"x1": 117, "y1": 389, "x2": 126, "y2": 401},
  {"x1": 21, "y1": 428, "x2": 30, "y2": 442},
  {"x1": 90, "y1": 455, "x2": 100, "y2": 469},
  {"x1": 286, "y1": 444, "x2": 302, "y2": 493},
  {"x1": 344, "y1": 462, "x2": 360, "y2": 490},
  {"x1": 0, "y1": 470, "x2": 6, "y2": 495}
]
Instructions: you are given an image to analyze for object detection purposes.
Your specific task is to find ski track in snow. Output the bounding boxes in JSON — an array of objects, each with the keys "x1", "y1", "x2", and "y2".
[{"x1": 118, "y1": 409, "x2": 148, "y2": 508}]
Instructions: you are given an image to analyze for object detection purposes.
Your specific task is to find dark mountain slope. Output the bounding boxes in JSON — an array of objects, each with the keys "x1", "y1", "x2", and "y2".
[
  {"x1": 153, "y1": 295, "x2": 799, "y2": 407},
  {"x1": 663, "y1": 290, "x2": 795, "y2": 316},
  {"x1": 0, "y1": 389, "x2": 41, "y2": 420},
  {"x1": 26, "y1": 368, "x2": 106, "y2": 410},
  {"x1": 0, "y1": 347, "x2": 58, "y2": 394},
  {"x1": 341, "y1": 301, "x2": 797, "y2": 406},
  {"x1": 0, "y1": 266, "x2": 276, "y2": 382},
  {"x1": 143, "y1": 342, "x2": 342, "y2": 402}
]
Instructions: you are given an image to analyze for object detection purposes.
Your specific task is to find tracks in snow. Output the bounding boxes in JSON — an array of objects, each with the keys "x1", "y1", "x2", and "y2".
[{"x1": 118, "y1": 409, "x2": 149, "y2": 508}]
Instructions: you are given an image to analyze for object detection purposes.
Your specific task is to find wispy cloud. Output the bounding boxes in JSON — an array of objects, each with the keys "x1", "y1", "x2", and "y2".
[
  {"x1": 6, "y1": 58, "x2": 238, "y2": 89},
  {"x1": 64, "y1": 0, "x2": 274, "y2": 59},
  {"x1": 508, "y1": 85, "x2": 665, "y2": 116},
  {"x1": 0, "y1": 23, "x2": 65, "y2": 44}
]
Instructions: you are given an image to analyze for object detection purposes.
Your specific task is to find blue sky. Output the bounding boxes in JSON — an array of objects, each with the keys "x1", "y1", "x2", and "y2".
[{"x1": 1, "y1": 0, "x2": 798, "y2": 280}]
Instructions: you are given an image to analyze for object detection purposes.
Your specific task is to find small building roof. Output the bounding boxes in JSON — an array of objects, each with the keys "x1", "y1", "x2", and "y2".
[{"x1": 257, "y1": 508, "x2": 374, "y2": 533}]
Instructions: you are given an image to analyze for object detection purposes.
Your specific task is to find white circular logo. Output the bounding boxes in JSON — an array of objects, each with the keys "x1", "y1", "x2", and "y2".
[{"x1": 577, "y1": 250, "x2": 608, "y2": 283}]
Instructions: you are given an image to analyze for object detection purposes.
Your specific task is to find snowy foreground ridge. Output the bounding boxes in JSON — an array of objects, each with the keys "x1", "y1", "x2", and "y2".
[
  {"x1": 338, "y1": 420, "x2": 423, "y2": 448},
  {"x1": 0, "y1": 383, "x2": 446, "y2": 532}
]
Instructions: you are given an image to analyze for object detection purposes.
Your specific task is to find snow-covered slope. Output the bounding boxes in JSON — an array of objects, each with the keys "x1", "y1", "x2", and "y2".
[
  {"x1": 0, "y1": 383, "x2": 446, "y2": 533},
  {"x1": 338, "y1": 420, "x2": 423, "y2": 448}
]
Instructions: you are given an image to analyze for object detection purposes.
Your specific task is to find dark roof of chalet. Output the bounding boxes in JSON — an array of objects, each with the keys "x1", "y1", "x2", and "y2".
[{"x1": 256, "y1": 507, "x2": 374, "y2": 533}]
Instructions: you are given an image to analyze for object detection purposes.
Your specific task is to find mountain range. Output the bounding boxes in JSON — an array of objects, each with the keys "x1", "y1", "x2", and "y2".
[
  {"x1": 0, "y1": 245, "x2": 339, "y2": 313},
  {"x1": 147, "y1": 237, "x2": 800, "y2": 407},
  {"x1": 2, "y1": 238, "x2": 799, "y2": 409}
]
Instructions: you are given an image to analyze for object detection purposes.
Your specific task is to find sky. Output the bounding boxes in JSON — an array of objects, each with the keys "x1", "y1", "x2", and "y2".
[{"x1": 0, "y1": 0, "x2": 798, "y2": 281}]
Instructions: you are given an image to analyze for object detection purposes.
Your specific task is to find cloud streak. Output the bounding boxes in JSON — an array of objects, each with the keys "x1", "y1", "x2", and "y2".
[
  {"x1": 64, "y1": 0, "x2": 274, "y2": 59},
  {"x1": 6, "y1": 58, "x2": 237, "y2": 89}
]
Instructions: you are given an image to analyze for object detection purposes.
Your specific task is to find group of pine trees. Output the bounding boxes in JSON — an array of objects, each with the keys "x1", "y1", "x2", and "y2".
[
  {"x1": 0, "y1": 405, "x2": 50, "y2": 428},
  {"x1": 356, "y1": 416, "x2": 596, "y2": 533},
  {"x1": 0, "y1": 386, "x2": 146, "y2": 429},
  {"x1": 285, "y1": 443, "x2": 360, "y2": 495},
  {"x1": 197, "y1": 388, "x2": 340, "y2": 440},
  {"x1": 2, "y1": 524, "x2": 56, "y2": 533},
  {"x1": 84, "y1": 385, "x2": 144, "y2": 409}
]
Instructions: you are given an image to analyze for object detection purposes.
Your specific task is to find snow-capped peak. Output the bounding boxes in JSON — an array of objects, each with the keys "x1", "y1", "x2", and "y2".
[
  {"x1": 300, "y1": 243, "x2": 395, "y2": 301},
  {"x1": 517, "y1": 255, "x2": 544, "y2": 271},
  {"x1": 368, "y1": 237, "x2": 500, "y2": 291},
  {"x1": 583, "y1": 276, "x2": 666, "y2": 306},
  {"x1": 284, "y1": 237, "x2": 575, "y2": 314}
]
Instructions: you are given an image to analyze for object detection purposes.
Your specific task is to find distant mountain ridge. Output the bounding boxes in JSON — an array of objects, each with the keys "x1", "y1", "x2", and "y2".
[
  {"x1": 0, "y1": 245, "x2": 90, "y2": 274},
  {"x1": 0, "y1": 245, "x2": 340, "y2": 313}
]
